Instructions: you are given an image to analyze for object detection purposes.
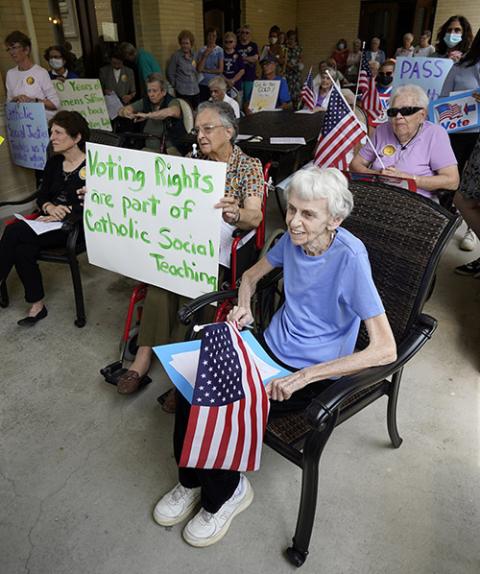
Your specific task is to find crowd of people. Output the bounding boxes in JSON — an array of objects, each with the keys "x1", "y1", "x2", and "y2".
[{"x1": 1, "y1": 13, "x2": 480, "y2": 550}]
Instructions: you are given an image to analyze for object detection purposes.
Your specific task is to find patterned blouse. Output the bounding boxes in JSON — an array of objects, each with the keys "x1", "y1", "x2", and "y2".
[{"x1": 195, "y1": 144, "x2": 264, "y2": 206}]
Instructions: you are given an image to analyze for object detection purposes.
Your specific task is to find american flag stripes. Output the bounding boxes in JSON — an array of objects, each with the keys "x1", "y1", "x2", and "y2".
[
  {"x1": 436, "y1": 102, "x2": 462, "y2": 121},
  {"x1": 313, "y1": 87, "x2": 365, "y2": 170},
  {"x1": 358, "y1": 50, "x2": 383, "y2": 121},
  {"x1": 300, "y1": 67, "x2": 316, "y2": 110},
  {"x1": 179, "y1": 322, "x2": 269, "y2": 472}
]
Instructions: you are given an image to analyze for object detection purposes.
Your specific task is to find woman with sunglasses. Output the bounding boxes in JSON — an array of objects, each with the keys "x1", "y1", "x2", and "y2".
[{"x1": 350, "y1": 84, "x2": 459, "y2": 201}]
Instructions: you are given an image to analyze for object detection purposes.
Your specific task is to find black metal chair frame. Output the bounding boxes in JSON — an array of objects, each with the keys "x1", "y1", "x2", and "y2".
[
  {"x1": 177, "y1": 180, "x2": 460, "y2": 567},
  {"x1": 0, "y1": 129, "x2": 125, "y2": 327}
]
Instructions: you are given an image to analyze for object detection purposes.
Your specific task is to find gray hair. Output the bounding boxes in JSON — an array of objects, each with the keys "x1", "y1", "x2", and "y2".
[
  {"x1": 119, "y1": 42, "x2": 136, "y2": 58},
  {"x1": 390, "y1": 84, "x2": 429, "y2": 109},
  {"x1": 287, "y1": 167, "x2": 353, "y2": 220},
  {"x1": 208, "y1": 76, "x2": 228, "y2": 93},
  {"x1": 196, "y1": 101, "x2": 238, "y2": 142},
  {"x1": 146, "y1": 73, "x2": 166, "y2": 89}
]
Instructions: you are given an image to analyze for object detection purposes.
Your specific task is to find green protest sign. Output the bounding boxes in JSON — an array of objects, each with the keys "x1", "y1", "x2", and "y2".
[
  {"x1": 54, "y1": 79, "x2": 112, "y2": 131},
  {"x1": 84, "y1": 143, "x2": 226, "y2": 299}
]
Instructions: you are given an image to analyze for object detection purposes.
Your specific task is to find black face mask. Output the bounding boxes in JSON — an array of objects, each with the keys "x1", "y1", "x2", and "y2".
[{"x1": 377, "y1": 73, "x2": 393, "y2": 86}]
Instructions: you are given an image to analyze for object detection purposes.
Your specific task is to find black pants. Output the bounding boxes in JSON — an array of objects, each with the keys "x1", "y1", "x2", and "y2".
[
  {"x1": 0, "y1": 221, "x2": 66, "y2": 302},
  {"x1": 175, "y1": 92, "x2": 200, "y2": 110},
  {"x1": 173, "y1": 340, "x2": 330, "y2": 512},
  {"x1": 174, "y1": 391, "x2": 240, "y2": 513},
  {"x1": 198, "y1": 84, "x2": 211, "y2": 103},
  {"x1": 449, "y1": 133, "x2": 479, "y2": 176}
]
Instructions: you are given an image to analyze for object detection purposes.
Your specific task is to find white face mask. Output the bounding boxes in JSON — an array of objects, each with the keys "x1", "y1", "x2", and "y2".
[
  {"x1": 49, "y1": 58, "x2": 64, "y2": 70},
  {"x1": 269, "y1": 37, "x2": 278, "y2": 45}
]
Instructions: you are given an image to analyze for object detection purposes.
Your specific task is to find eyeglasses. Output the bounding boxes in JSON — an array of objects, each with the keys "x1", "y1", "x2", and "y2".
[
  {"x1": 6, "y1": 44, "x2": 23, "y2": 53},
  {"x1": 387, "y1": 106, "x2": 423, "y2": 117},
  {"x1": 225, "y1": 40, "x2": 235, "y2": 44},
  {"x1": 240, "y1": 30, "x2": 250, "y2": 35},
  {"x1": 193, "y1": 124, "x2": 225, "y2": 136},
  {"x1": 381, "y1": 71, "x2": 393, "y2": 76}
]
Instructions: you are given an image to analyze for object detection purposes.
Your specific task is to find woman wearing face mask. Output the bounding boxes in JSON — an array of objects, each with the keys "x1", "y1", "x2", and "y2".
[
  {"x1": 432, "y1": 15, "x2": 473, "y2": 63},
  {"x1": 260, "y1": 26, "x2": 285, "y2": 71},
  {"x1": 346, "y1": 38, "x2": 362, "y2": 82},
  {"x1": 331, "y1": 38, "x2": 349, "y2": 74},
  {"x1": 376, "y1": 60, "x2": 395, "y2": 94},
  {"x1": 44, "y1": 45, "x2": 78, "y2": 82}
]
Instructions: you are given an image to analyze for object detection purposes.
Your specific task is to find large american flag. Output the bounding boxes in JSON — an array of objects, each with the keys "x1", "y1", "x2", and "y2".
[
  {"x1": 300, "y1": 67, "x2": 316, "y2": 110},
  {"x1": 179, "y1": 322, "x2": 269, "y2": 472},
  {"x1": 314, "y1": 87, "x2": 365, "y2": 170},
  {"x1": 358, "y1": 50, "x2": 383, "y2": 121}
]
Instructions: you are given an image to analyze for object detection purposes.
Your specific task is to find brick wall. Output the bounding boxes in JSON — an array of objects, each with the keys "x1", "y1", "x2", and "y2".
[
  {"x1": 433, "y1": 1, "x2": 480, "y2": 43},
  {"x1": 244, "y1": 0, "x2": 298, "y2": 49},
  {"x1": 0, "y1": 3, "x2": 30, "y2": 80},
  {"x1": 30, "y1": 0, "x2": 56, "y2": 62},
  {"x1": 134, "y1": 0, "x2": 204, "y2": 75},
  {"x1": 297, "y1": 0, "x2": 360, "y2": 76}
]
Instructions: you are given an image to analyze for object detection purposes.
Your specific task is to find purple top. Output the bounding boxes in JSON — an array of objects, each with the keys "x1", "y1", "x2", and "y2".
[
  {"x1": 223, "y1": 51, "x2": 245, "y2": 90},
  {"x1": 237, "y1": 41, "x2": 259, "y2": 82},
  {"x1": 359, "y1": 120, "x2": 457, "y2": 200}
]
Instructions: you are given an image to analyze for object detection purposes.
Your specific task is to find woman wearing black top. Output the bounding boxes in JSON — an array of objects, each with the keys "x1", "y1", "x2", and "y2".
[{"x1": 0, "y1": 110, "x2": 89, "y2": 325}]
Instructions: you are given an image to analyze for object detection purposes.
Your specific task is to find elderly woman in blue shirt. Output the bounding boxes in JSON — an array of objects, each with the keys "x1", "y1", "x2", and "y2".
[{"x1": 152, "y1": 167, "x2": 396, "y2": 548}]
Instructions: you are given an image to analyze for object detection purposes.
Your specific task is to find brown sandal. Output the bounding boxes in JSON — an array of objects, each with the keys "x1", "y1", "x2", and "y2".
[{"x1": 117, "y1": 370, "x2": 145, "y2": 395}]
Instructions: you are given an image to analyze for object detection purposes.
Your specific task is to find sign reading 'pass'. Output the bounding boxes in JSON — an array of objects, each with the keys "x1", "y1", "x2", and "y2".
[
  {"x1": 84, "y1": 143, "x2": 226, "y2": 299},
  {"x1": 392, "y1": 57, "x2": 453, "y2": 101}
]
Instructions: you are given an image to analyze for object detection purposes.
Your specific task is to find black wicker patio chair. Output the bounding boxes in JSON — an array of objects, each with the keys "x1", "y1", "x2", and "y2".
[{"x1": 177, "y1": 180, "x2": 460, "y2": 566}]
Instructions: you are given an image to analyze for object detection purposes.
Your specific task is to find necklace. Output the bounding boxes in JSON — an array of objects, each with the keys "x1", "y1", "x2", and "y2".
[{"x1": 396, "y1": 123, "x2": 422, "y2": 151}]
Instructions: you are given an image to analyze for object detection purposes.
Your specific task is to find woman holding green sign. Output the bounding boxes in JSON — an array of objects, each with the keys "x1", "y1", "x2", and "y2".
[
  {"x1": 116, "y1": 101, "x2": 264, "y2": 397},
  {"x1": 0, "y1": 111, "x2": 89, "y2": 325}
]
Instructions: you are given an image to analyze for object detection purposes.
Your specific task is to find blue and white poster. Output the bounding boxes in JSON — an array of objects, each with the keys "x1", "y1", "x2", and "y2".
[
  {"x1": 428, "y1": 90, "x2": 480, "y2": 133},
  {"x1": 392, "y1": 57, "x2": 453, "y2": 101},
  {"x1": 5, "y1": 102, "x2": 49, "y2": 170}
]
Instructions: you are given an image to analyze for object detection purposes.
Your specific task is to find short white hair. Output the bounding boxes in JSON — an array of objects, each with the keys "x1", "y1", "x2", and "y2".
[
  {"x1": 209, "y1": 76, "x2": 227, "y2": 92},
  {"x1": 391, "y1": 84, "x2": 429, "y2": 109},
  {"x1": 287, "y1": 167, "x2": 353, "y2": 220}
]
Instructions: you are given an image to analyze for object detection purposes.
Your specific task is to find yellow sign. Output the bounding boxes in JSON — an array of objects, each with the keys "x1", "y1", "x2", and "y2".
[
  {"x1": 382, "y1": 144, "x2": 396, "y2": 156},
  {"x1": 0, "y1": 136, "x2": 4, "y2": 146}
]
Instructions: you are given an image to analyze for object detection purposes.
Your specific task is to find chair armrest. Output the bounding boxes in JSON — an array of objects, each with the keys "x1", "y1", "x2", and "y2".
[
  {"x1": 0, "y1": 190, "x2": 39, "y2": 208},
  {"x1": 305, "y1": 313, "x2": 438, "y2": 429},
  {"x1": 178, "y1": 288, "x2": 238, "y2": 325}
]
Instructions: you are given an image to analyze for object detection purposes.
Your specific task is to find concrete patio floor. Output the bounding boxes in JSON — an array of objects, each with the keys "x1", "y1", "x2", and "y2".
[{"x1": 0, "y1": 209, "x2": 479, "y2": 574}]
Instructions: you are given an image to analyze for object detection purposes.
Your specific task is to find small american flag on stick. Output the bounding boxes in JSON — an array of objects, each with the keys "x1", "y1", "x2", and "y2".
[
  {"x1": 358, "y1": 50, "x2": 383, "y2": 121},
  {"x1": 314, "y1": 83, "x2": 365, "y2": 170},
  {"x1": 300, "y1": 67, "x2": 316, "y2": 110},
  {"x1": 180, "y1": 322, "x2": 269, "y2": 472}
]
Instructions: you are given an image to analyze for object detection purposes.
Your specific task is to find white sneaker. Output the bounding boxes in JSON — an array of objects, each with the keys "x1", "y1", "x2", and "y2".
[
  {"x1": 153, "y1": 483, "x2": 201, "y2": 526},
  {"x1": 460, "y1": 228, "x2": 477, "y2": 251},
  {"x1": 182, "y1": 475, "x2": 254, "y2": 547}
]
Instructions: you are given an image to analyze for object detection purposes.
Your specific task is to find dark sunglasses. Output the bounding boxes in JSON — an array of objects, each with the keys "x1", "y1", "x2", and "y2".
[{"x1": 387, "y1": 106, "x2": 423, "y2": 117}]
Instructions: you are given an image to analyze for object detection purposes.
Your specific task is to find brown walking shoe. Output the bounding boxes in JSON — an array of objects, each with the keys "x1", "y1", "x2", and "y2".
[{"x1": 117, "y1": 370, "x2": 145, "y2": 394}]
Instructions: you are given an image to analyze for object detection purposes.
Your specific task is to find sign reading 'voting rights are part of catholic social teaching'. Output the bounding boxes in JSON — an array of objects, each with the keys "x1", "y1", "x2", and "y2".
[{"x1": 84, "y1": 143, "x2": 226, "y2": 299}]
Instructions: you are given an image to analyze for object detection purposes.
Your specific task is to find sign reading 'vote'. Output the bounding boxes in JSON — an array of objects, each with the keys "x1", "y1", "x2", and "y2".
[{"x1": 85, "y1": 143, "x2": 226, "y2": 299}]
